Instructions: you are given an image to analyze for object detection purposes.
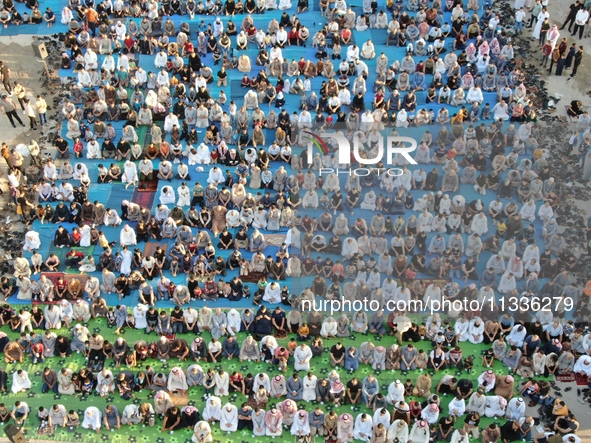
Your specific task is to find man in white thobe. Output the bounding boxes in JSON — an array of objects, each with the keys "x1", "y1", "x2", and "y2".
[
  {"x1": 220, "y1": 403, "x2": 238, "y2": 433},
  {"x1": 294, "y1": 344, "x2": 313, "y2": 371}
]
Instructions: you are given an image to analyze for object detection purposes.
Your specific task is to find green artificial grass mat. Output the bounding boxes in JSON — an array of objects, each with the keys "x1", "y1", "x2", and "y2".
[{"x1": 0, "y1": 312, "x2": 546, "y2": 443}]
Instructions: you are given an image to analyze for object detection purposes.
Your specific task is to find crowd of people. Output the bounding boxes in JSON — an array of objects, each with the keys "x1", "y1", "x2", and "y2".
[
  {"x1": 0, "y1": 0, "x2": 590, "y2": 441},
  {"x1": 0, "y1": 304, "x2": 590, "y2": 443}
]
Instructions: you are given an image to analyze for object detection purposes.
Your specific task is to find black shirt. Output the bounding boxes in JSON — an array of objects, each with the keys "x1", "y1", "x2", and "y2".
[{"x1": 330, "y1": 345, "x2": 345, "y2": 360}]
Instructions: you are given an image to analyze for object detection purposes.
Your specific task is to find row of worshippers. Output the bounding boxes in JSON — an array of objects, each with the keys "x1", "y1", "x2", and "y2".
[
  {"x1": 5, "y1": 363, "x2": 576, "y2": 443},
  {"x1": 6, "y1": 297, "x2": 589, "y2": 379},
  {"x1": 6, "y1": 396, "x2": 559, "y2": 443}
]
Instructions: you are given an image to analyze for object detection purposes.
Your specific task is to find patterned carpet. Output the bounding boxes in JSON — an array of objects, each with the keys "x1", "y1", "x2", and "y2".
[{"x1": 0, "y1": 313, "x2": 534, "y2": 443}]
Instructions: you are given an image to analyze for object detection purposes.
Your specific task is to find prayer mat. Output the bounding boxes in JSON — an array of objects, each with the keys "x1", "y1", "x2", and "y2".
[
  {"x1": 144, "y1": 241, "x2": 168, "y2": 258},
  {"x1": 136, "y1": 179, "x2": 159, "y2": 193},
  {"x1": 39, "y1": 272, "x2": 65, "y2": 285},
  {"x1": 64, "y1": 274, "x2": 88, "y2": 287},
  {"x1": 170, "y1": 391, "x2": 189, "y2": 407},
  {"x1": 241, "y1": 270, "x2": 266, "y2": 283},
  {"x1": 263, "y1": 233, "x2": 288, "y2": 247},
  {"x1": 574, "y1": 373, "x2": 589, "y2": 386},
  {"x1": 556, "y1": 374, "x2": 576, "y2": 383},
  {"x1": 132, "y1": 187, "x2": 157, "y2": 212}
]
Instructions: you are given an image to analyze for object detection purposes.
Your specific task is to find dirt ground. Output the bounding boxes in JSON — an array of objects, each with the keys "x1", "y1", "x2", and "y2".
[{"x1": 540, "y1": 0, "x2": 591, "y2": 110}]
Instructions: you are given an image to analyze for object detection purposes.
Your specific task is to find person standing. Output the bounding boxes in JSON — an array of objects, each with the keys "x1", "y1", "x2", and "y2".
[
  {"x1": 24, "y1": 99, "x2": 37, "y2": 130},
  {"x1": 572, "y1": 7, "x2": 589, "y2": 39},
  {"x1": 561, "y1": 0, "x2": 582, "y2": 32},
  {"x1": 515, "y1": 7, "x2": 526, "y2": 34},
  {"x1": 12, "y1": 81, "x2": 26, "y2": 110},
  {"x1": 0, "y1": 61, "x2": 11, "y2": 93},
  {"x1": 527, "y1": 0, "x2": 542, "y2": 28},
  {"x1": 0, "y1": 94, "x2": 25, "y2": 128},
  {"x1": 565, "y1": 42, "x2": 577, "y2": 70},
  {"x1": 84, "y1": 7, "x2": 98, "y2": 37},
  {"x1": 555, "y1": 52, "x2": 568, "y2": 76},
  {"x1": 35, "y1": 95, "x2": 48, "y2": 126},
  {"x1": 568, "y1": 45, "x2": 584, "y2": 79}
]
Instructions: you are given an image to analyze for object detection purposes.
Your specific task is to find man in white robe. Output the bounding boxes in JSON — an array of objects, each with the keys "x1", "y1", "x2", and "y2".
[
  {"x1": 226, "y1": 209, "x2": 241, "y2": 228},
  {"x1": 12, "y1": 370, "x2": 32, "y2": 393},
  {"x1": 484, "y1": 396, "x2": 507, "y2": 418},
  {"x1": 192, "y1": 421, "x2": 213, "y2": 443},
  {"x1": 477, "y1": 370, "x2": 496, "y2": 393},
  {"x1": 207, "y1": 167, "x2": 225, "y2": 185},
  {"x1": 122, "y1": 161, "x2": 138, "y2": 185},
  {"x1": 214, "y1": 370, "x2": 229, "y2": 397},
  {"x1": 220, "y1": 403, "x2": 238, "y2": 433},
  {"x1": 167, "y1": 367, "x2": 188, "y2": 394},
  {"x1": 388, "y1": 420, "x2": 409, "y2": 442},
  {"x1": 409, "y1": 420, "x2": 430, "y2": 443},
  {"x1": 82, "y1": 407, "x2": 102, "y2": 432},
  {"x1": 498, "y1": 273, "x2": 516, "y2": 294},
  {"x1": 226, "y1": 310, "x2": 241, "y2": 336},
  {"x1": 291, "y1": 410, "x2": 311, "y2": 438},
  {"x1": 573, "y1": 355, "x2": 591, "y2": 376},
  {"x1": 506, "y1": 397, "x2": 525, "y2": 421},
  {"x1": 120, "y1": 225, "x2": 137, "y2": 246},
  {"x1": 253, "y1": 372, "x2": 270, "y2": 392},
  {"x1": 294, "y1": 343, "x2": 313, "y2": 371},
  {"x1": 302, "y1": 189, "x2": 319, "y2": 209},
  {"x1": 448, "y1": 396, "x2": 466, "y2": 417},
  {"x1": 506, "y1": 324, "x2": 527, "y2": 347},
  {"x1": 519, "y1": 199, "x2": 536, "y2": 222},
  {"x1": 202, "y1": 396, "x2": 222, "y2": 422},
  {"x1": 302, "y1": 373, "x2": 317, "y2": 401},
  {"x1": 354, "y1": 413, "x2": 373, "y2": 442},
  {"x1": 23, "y1": 231, "x2": 41, "y2": 252},
  {"x1": 421, "y1": 403, "x2": 440, "y2": 424},
  {"x1": 195, "y1": 143, "x2": 212, "y2": 164},
  {"x1": 387, "y1": 380, "x2": 405, "y2": 404},
  {"x1": 321, "y1": 317, "x2": 338, "y2": 338},
  {"x1": 468, "y1": 318, "x2": 485, "y2": 344},
  {"x1": 263, "y1": 282, "x2": 281, "y2": 303},
  {"x1": 133, "y1": 304, "x2": 148, "y2": 330},
  {"x1": 265, "y1": 409, "x2": 283, "y2": 437}
]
